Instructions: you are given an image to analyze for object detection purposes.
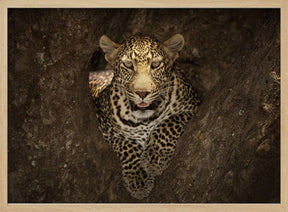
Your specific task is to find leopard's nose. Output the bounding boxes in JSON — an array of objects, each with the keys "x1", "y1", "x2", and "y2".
[{"x1": 135, "y1": 91, "x2": 150, "y2": 99}]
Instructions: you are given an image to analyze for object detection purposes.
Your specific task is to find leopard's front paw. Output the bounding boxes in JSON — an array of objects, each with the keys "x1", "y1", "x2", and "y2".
[
  {"x1": 122, "y1": 165, "x2": 154, "y2": 199},
  {"x1": 141, "y1": 148, "x2": 167, "y2": 177}
]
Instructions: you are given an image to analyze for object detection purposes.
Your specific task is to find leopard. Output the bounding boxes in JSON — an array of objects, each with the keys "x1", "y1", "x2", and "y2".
[{"x1": 90, "y1": 33, "x2": 201, "y2": 199}]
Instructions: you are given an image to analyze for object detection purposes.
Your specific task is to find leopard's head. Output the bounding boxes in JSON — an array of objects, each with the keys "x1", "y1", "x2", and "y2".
[{"x1": 99, "y1": 34, "x2": 184, "y2": 111}]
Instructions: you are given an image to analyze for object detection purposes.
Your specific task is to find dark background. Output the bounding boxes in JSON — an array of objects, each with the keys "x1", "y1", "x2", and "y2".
[{"x1": 8, "y1": 9, "x2": 280, "y2": 203}]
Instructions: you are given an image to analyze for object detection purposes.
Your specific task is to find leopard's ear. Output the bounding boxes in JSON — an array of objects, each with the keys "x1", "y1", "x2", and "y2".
[
  {"x1": 163, "y1": 34, "x2": 185, "y2": 65},
  {"x1": 99, "y1": 35, "x2": 119, "y2": 64}
]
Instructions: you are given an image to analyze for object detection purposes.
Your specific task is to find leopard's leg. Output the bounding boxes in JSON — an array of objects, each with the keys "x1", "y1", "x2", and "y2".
[
  {"x1": 121, "y1": 158, "x2": 154, "y2": 199},
  {"x1": 141, "y1": 113, "x2": 192, "y2": 177},
  {"x1": 111, "y1": 137, "x2": 154, "y2": 199}
]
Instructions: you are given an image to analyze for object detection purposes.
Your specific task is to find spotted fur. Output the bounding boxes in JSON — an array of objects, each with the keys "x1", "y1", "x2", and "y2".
[
  {"x1": 90, "y1": 34, "x2": 201, "y2": 199},
  {"x1": 89, "y1": 70, "x2": 114, "y2": 99}
]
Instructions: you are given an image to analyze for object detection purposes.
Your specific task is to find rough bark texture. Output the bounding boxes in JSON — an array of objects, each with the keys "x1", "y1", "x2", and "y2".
[{"x1": 8, "y1": 9, "x2": 280, "y2": 203}]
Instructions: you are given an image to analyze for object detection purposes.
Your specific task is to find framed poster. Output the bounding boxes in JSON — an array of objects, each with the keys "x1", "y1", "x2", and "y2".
[{"x1": 0, "y1": 0, "x2": 287, "y2": 211}]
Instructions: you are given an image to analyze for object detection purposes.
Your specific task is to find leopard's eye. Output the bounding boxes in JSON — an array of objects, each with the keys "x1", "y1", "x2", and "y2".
[
  {"x1": 151, "y1": 61, "x2": 161, "y2": 69},
  {"x1": 123, "y1": 61, "x2": 133, "y2": 69}
]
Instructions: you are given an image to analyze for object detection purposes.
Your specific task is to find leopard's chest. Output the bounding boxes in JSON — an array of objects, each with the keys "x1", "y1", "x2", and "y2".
[
  {"x1": 110, "y1": 98, "x2": 165, "y2": 147},
  {"x1": 121, "y1": 124, "x2": 154, "y2": 147},
  {"x1": 98, "y1": 75, "x2": 189, "y2": 148},
  {"x1": 108, "y1": 87, "x2": 170, "y2": 147}
]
